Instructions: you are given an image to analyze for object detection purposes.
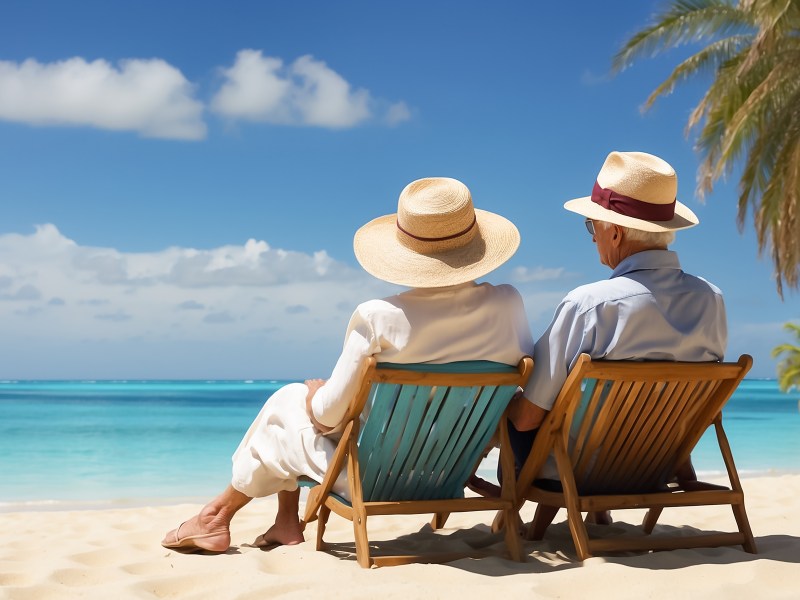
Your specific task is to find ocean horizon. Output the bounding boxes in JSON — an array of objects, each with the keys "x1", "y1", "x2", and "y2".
[{"x1": 1, "y1": 377, "x2": 798, "y2": 512}]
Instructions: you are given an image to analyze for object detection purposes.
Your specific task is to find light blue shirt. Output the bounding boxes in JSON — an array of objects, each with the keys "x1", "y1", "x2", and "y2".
[{"x1": 525, "y1": 249, "x2": 727, "y2": 412}]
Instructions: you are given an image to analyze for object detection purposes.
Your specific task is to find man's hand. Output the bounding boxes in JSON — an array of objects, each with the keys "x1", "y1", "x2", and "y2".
[
  {"x1": 304, "y1": 379, "x2": 333, "y2": 433},
  {"x1": 508, "y1": 390, "x2": 547, "y2": 431}
]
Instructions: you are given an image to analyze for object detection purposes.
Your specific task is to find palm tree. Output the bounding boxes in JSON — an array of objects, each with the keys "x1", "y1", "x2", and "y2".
[
  {"x1": 772, "y1": 322, "x2": 800, "y2": 391},
  {"x1": 613, "y1": 0, "x2": 800, "y2": 297}
]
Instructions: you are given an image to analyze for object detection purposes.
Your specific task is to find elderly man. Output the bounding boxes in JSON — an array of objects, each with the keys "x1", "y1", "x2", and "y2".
[{"x1": 507, "y1": 151, "x2": 727, "y2": 500}]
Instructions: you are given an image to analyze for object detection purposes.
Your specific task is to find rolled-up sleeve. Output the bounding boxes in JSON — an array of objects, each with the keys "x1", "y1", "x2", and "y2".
[
  {"x1": 525, "y1": 299, "x2": 594, "y2": 411},
  {"x1": 310, "y1": 311, "x2": 380, "y2": 430},
  {"x1": 312, "y1": 297, "x2": 414, "y2": 430}
]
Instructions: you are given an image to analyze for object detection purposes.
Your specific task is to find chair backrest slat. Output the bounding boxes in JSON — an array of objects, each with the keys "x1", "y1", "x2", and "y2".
[
  {"x1": 363, "y1": 384, "x2": 429, "y2": 499},
  {"x1": 355, "y1": 361, "x2": 529, "y2": 502},
  {"x1": 421, "y1": 385, "x2": 482, "y2": 499},
  {"x1": 553, "y1": 355, "x2": 751, "y2": 495},
  {"x1": 440, "y1": 385, "x2": 514, "y2": 493}
]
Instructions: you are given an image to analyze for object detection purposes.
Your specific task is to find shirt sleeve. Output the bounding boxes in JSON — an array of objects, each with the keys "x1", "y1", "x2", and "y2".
[
  {"x1": 524, "y1": 298, "x2": 595, "y2": 411},
  {"x1": 311, "y1": 299, "x2": 412, "y2": 429},
  {"x1": 310, "y1": 307, "x2": 382, "y2": 429}
]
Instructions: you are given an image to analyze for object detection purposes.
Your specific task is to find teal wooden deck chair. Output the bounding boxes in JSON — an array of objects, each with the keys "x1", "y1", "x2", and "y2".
[{"x1": 301, "y1": 356, "x2": 533, "y2": 568}]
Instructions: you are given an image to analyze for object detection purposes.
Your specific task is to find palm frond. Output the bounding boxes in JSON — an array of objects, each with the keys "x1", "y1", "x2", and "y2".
[
  {"x1": 613, "y1": 0, "x2": 752, "y2": 72},
  {"x1": 616, "y1": 0, "x2": 800, "y2": 294},
  {"x1": 641, "y1": 35, "x2": 751, "y2": 110}
]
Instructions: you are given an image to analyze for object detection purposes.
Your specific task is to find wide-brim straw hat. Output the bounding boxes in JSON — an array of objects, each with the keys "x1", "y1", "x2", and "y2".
[
  {"x1": 564, "y1": 151, "x2": 699, "y2": 232},
  {"x1": 353, "y1": 177, "x2": 520, "y2": 288}
]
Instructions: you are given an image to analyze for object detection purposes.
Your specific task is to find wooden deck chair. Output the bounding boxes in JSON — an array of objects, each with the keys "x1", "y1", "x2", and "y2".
[
  {"x1": 515, "y1": 353, "x2": 756, "y2": 560},
  {"x1": 301, "y1": 356, "x2": 533, "y2": 568}
]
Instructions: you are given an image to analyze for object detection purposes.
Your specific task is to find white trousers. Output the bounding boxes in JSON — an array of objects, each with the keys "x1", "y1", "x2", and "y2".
[{"x1": 230, "y1": 383, "x2": 349, "y2": 499}]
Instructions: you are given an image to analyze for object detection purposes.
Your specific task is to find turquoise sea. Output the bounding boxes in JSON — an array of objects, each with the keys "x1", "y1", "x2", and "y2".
[{"x1": 1, "y1": 379, "x2": 798, "y2": 511}]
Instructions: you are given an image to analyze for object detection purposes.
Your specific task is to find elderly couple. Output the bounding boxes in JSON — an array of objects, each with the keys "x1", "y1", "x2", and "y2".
[{"x1": 162, "y1": 151, "x2": 726, "y2": 553}]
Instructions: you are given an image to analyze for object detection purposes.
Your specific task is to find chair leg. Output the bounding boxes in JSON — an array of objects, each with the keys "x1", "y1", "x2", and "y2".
[
  {"x1": 642, "y1": 507, "x2": 663, "y2": 534},
  {"x1": 565, "y1": 505, "x2": 591, "y2": 561},
  {"x1": 303, "y1": 486, "x2": 322, "y2": 524},
  {"x1": 526, "y1": 504, "x2": 558, "y2": 541},
  {"x1": 491, "y1": 509, "x2": 505, "y2": 533},
  {"x1": 714, "y1": 419, "x2": 757, "y2": 554},
  {"x1": 732, "y1": 502, "x2": 758, "y2": 553},
  {"x1": 353, "y1": 512, "x2": 371, "y2": 568},
  {"x1": 503, "y1": 508, "x2": 525, "y2": 562},
  {"x1": 431, "y1": 512, "x2": 450, "y2": 530},
  {"x1": 316, "y1": 504, "x2": 331, "y2": 551}
]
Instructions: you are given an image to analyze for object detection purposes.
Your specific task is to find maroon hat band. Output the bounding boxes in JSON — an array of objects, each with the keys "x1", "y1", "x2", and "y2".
[{"x1": 591, "y1": 181, "x2": 675, "y2": 221}]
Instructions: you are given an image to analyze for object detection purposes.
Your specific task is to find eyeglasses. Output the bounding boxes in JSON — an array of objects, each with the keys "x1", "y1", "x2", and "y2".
[{"x1": 584, "y1": 219, "x2": 595, "y2": 235}]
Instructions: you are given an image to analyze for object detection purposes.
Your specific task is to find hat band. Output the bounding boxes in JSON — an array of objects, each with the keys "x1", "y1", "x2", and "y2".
[
  {"x1": 591, "y1": 181, "x2": 675, "y2": 221},
  {"x1": 396, "y1": 214, "x2": 477, "y2": 242}
]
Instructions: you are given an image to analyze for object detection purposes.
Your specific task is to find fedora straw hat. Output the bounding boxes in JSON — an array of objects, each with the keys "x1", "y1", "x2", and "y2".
[
  {"x1": 563, "y1": 151, "x2": 699, "y2": 232},
  {"x1": 353, "y1": 177, "x2": 520, "y2": 287}
]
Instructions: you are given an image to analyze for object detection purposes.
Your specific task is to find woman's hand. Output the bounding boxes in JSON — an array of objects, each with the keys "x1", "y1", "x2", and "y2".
[{"x1": 304, "y1": 379, "x2": 333, "y2": 433}]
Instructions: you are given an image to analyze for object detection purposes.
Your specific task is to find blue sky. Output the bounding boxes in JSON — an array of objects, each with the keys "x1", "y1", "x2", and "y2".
[{"x1": 0, "y1": 0, "x2": 795, "y2": 379}]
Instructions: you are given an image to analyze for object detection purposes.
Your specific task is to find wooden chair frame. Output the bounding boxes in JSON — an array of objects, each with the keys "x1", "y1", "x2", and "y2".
[
  {"x1": 302, "y1": 356, "x2": 533, "y2": 568},
  {"x1": 515, "y1": 353, "x2": 757, "y2": 560}
]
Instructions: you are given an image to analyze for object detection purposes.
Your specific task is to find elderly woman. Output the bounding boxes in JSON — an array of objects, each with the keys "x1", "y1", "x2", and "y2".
[{"x1": 162, "y1": 176, "x2": 533, "y2": 553}]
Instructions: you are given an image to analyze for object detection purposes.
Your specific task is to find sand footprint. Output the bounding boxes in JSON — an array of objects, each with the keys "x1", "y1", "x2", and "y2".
[
  {"x1": 0, "y1": 585, "x2": 74, "y2": 600},
  {"x1": 0, "y1": 572, "x2": 36, "y2": 586},
  {"x1": 121, "y1": 561, "x2": 177, "y2": 577},
  {"x1": 69, "y1": 546, "x2": 134, "y2": 568},
  {"x1": 133, "y1": 572, "x2": 244, "y2": 599},
  {"x1": 50, "y1": 567, "x2": 121, "y2": 587}
]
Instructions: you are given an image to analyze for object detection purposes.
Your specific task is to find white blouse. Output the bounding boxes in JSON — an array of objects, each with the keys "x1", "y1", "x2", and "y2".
[{"x1": 311, "y1": 281, "x2": 535, "y2": 430}]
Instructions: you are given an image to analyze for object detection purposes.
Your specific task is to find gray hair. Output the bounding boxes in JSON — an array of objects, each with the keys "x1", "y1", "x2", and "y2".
[{"x1": 598, "y1": 221, "x2": 675, "y2": 246}]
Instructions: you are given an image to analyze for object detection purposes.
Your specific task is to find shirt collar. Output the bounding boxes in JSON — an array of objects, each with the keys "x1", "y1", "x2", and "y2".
[{"x1": 611, "y1": 249, "x2": 681, "y2": 279}]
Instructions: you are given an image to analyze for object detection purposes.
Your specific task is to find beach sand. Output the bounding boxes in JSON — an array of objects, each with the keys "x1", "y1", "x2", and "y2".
[{"x1": 1, "y1": 474, "x2": 799, "y2": 600}]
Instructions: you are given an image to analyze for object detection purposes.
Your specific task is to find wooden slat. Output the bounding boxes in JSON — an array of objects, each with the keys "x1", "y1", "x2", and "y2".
[
  {"x1": 571, "y1": 379, "x2": 614, "y2": 474},
  {"x1": 404, "y1": 386, "x2": 464, "y2": 499},
  {"x1": 395, "y1": 385, "x2": 449, "y2": 500},
  {"x1": 422, "y1": 385, "x2": 482, "y2": 499},
  {"x1": 380, "y1": 385, "x2": 431, "y2": 499},
  {"x1": 578, "y1": 379, "x2": 647, "y2": 489},
  {"x1": 582, "y1": 360, "x2": 745, "y2": 382},
  {"x1": 362, "y1": 496, "x2": 511, "y2": 516},
  {"x1": 527, "y1": 485, "x2": 740, "y2": 511},
  {"x1": 438, "y1": 386, "x2": 497, "y2": 493},
  {"x1": 626, "y1": 381, "x2": 696, "y2": 489},
  {"x1": 372, "y1": 369, "x2": 525, "y2": 387},
  {"x1": 638, "y1": 380, "x2": 717, "y2": 486},
  {"x1": 362, "y1": 384, "x2": 417, "y2": 499},
  {"x1": 584, "y1": 379, "x2": 648, "y2": 486},
  {"x1": 588, "y1": 532, "x2": 746, "y2": 554}
]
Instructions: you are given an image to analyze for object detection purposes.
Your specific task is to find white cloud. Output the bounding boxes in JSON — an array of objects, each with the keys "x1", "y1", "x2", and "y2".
[
  {"x1": 511, "y1": 265, "x2": 566, "y2": 283},
  {"x1": 0, "y1": 57, "x2": 206, "y2": 140},
  {"x1": 177, "y1": 300, "x2": 205, "y2": 310},
  {"x1": 0, "y1": 51, "x2": 411, "y2": 140},
  {"x1": 385, "y1": 101, "x2": 412, "y2": 126},
  {"x1": 0, "y1": 224, "x2": 394, "y2": 378},
  {"x1": 580, "y1": 69, "x2": 611, "y2": 86},
  {"x1": 0, "y1": 283, "x2": 42, "y2": 301},
  {"x1": 211, "y1": 50, "x2": 410, "y2": 128}
]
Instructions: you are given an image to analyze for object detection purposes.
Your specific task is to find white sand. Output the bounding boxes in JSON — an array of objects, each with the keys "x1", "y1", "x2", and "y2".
[{"x1": 1, "y1": 474, "x2": 799, "y2": 600}]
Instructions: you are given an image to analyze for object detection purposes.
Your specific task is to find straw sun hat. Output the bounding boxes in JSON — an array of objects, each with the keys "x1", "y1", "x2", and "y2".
[
  {"x1": 353, "y1": 177, "x2": 520, "y2": 288},
  {"x1": 563, "y1": 151, "x2": 699, "y2": 232}
]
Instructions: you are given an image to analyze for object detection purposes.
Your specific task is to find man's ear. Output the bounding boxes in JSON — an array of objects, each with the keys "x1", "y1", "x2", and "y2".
[{"x1": 611, "y1": 224, "x2": 623, "y2": 246}]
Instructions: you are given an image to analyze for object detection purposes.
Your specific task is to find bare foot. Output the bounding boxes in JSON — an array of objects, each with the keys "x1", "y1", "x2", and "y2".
[
  {"x1": 161, "y1": 510, "x2": 231, "y2": 553},
  {"x1": 253, "y1": 521, "x2": 305, "y2": 549}
]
